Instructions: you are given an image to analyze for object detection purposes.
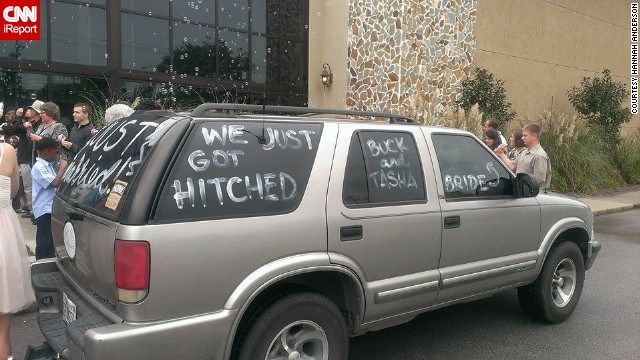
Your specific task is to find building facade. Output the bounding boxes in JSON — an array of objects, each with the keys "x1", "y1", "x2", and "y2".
[
  {"x1": 310, "y1": 0, "x2": 636, "y2": 132},
  {"x1": 1, "y1": 0, "x2": 636, "y2": 133},
  {"x1": 0, "y1": 0, "x2": 309, "y2": 119},
  {"x1": 474, "y1": 0, "x2": 638, "y2": 133},
  {"x1": 309, "y1": 0, "x2": 477, "y2": 118}
]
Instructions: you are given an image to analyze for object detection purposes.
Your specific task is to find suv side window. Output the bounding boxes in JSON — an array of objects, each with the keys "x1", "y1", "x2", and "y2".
[
  {"x1": 343, "y1": 131, "x2": 426, "y2": 206},
  {"x1": 155, "y1": 121, "x2": 323, "y2": 222},
  {"x1": 432, "y1": 134, "x2": 513, "y2": 200}
]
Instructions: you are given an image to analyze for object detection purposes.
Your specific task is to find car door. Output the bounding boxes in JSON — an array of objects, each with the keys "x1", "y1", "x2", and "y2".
[
  {"x1": 327, "y1": 124, "x2": 442, "y2": 323},
  {"x1": 428, "y1": 132, "x2": 541, "y2": 304}
]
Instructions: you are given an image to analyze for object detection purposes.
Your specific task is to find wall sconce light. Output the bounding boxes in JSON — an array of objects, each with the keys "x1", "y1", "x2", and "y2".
[{"x1": 320, "y1": 63, "x2": 333, "y2": 88}]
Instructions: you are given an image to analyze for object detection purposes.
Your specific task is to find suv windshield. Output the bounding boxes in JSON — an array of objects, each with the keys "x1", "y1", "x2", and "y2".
[{"x1": 58, "y1": 112, "x2": 181, "y2": 219}]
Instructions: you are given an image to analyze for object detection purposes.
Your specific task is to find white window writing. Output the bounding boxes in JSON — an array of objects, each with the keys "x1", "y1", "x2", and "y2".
[
  {"x1": 171, "y1": 172, "x2": 297, "y2": 209},
  {"x1": 443, "y1": 162, "x2": 501, "y2": 193}
]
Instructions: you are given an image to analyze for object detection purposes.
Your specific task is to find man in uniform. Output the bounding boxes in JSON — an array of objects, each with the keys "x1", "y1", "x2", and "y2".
[{"x1": 496, "y1": 123, "x2": 551, "y2": 191}]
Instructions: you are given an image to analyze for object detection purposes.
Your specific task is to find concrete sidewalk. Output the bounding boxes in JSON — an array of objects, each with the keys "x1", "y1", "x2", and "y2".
[
  {"x1": 16, "y1": 190, "x2": 640, "y2": 261},
  {"x1": 577, "y1": 190, "x2": 640, "y2": 215}
]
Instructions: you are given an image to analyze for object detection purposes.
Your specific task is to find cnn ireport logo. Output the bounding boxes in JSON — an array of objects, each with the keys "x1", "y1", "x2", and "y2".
[{"x1": 0, "y1": 0, "x2": 40, "y2": 40}]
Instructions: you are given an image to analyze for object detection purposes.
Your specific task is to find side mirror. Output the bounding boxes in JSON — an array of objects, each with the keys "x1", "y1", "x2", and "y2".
[{"x1": 515, "y1": 173, "x2": 539, "y2": 198}]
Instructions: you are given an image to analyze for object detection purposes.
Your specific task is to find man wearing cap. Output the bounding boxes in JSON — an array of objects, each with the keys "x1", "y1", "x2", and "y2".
[{"x1": 12, "y1": 100, "x2": 44, "y2": 217}]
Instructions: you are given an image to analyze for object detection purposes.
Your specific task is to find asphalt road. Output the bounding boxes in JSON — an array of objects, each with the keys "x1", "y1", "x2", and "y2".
[{"x1": 10, "y1": 210, "x2": 640, "y2": 360}]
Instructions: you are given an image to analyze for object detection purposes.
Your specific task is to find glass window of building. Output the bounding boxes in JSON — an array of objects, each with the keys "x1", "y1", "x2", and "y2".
[
  {"x1": 218, "y1": 29, "x2": 250, "y2": 80},
  {"x1": 50, "y1": 75, "x2": 109, "y2": 128},
  {"x1": 173, "y1": 1, "x2": 215, "y2": 25},
  {"x1": 171, "y1": 22, "x2": 216, "y2": 78},
  {"x1": 251, "y1": 36, "x2": 266, "y2": 83},
  {"x1": 121, "y1": 13, "x2": 170, "y2": 72},
  {"x1": 121, "y1": 0, "x2": 169, "y2": 17},
  {"x1": 51, "y1": 3, "x2": 107, "y2": 66},
  {"x1": 0, "y1": 1, "x2": 309, "y2": 110},
  {"x1": 0, "y1": 72, "x2": 47, "y2": 108},
  {"x1": 219, "y1": 0, "x2": 249, "y2": 30},
  {"x1": 251, "y1": 1, "x2": 266, "y2": 33}
]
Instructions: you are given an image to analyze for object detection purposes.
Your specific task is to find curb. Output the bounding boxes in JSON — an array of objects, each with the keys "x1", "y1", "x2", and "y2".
[{"x1": 591, "y1": 203, "x2": 640, "y2": 216}]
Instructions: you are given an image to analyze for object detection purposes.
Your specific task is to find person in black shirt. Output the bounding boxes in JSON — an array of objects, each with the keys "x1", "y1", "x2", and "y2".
[
  {"x1": 0, "y1": 107, "x2": 16, "y2": 140},
  {"x1": 13, "y1": 100, "x2": 44, "y2": 215},
  {"x1": 59, "y1": 103, "x2": 95, "y2": 158}
]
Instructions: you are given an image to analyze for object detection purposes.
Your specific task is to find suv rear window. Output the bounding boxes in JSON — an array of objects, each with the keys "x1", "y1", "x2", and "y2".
[
  {"x1": 58, "y1": 113, "x2": 182, "y2": 218},
  {"x1": 154, "y1": 120, "x2": 323, "y2": 222}
]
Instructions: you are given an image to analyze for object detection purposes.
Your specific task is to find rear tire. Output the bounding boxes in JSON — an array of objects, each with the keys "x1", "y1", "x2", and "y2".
[
  {"x1": 238, "y1": 292, "x2": 349, "y2": 360},
  {"x1": 518, "y1": 241, "x2": 585, "y2": 323}
]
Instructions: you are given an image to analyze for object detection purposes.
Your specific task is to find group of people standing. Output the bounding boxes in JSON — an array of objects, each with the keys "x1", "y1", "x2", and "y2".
[
  {"x1": 0, "y1": 100, "x2": 96, "y2": 258},
  {"x1": 0, "y1": 99, "x2": 139, "y2": 360},
  {"x1": 482, "y1": 119, "x2": 552, "y2": 191}
]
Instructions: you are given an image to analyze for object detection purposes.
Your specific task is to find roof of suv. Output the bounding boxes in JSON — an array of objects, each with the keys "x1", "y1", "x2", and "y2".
[
  {"x1": 188, "y1": 103, "x2": 418, "y2": 125},
  {"x1": 181, "y1": 103, "x2": 472, "y2": 137}
]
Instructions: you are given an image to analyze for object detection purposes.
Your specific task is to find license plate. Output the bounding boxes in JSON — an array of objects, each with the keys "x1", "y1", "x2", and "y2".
[{"x1": 62, "y1": 293, "x2": 77, "y2": 324}]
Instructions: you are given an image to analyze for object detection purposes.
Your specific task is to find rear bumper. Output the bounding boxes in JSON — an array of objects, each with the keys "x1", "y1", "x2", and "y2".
[
  {"x1": 30, "y1": 260, "x2": 237, "y2": 360},
  {"x1": 585, "y1": 240, "x2": 601, "y2": 270}
]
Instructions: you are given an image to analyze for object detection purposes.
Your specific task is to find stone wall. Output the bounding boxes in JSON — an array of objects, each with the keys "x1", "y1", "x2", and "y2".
[{"x1": 347, "y1": 0, "x2": 477, "y2": 117}]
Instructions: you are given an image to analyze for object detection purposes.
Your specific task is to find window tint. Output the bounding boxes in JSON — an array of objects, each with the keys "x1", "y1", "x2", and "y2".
[
  {"x1": 343, "y1": 131, "x2": 426, "y2": 206},
  {"x1": 432, "y1": 134, "x2": 514, "y2": 200},
  {"x1": 58, "y1": 113, "x2": 181, "y2": 218},
  {"x1": 155, "y1": 121, "x2": 323, "y2": 222}
]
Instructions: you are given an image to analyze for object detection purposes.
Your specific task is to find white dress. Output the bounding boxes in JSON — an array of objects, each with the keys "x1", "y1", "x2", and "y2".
[{"x1": 0, "y1": 144, "x2": 35, "y2": 313}]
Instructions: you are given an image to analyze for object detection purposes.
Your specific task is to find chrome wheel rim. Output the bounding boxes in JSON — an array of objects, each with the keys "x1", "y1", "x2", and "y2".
[
  {"x1": 264, "y1": 320, "x2": 329, "y2": 360},
  {"x1": 551, "y1": 258, "x2": 577, "y2": 308}
]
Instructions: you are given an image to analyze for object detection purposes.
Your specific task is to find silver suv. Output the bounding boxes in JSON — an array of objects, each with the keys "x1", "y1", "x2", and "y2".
[{"x1": 30, "y1": 104, "x2": 601, "y2": 360}]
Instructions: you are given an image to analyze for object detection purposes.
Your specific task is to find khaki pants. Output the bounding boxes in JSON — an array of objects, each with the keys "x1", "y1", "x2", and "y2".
[{"x1": 19, "y1": 163, "x2": 32, "y2": 207}]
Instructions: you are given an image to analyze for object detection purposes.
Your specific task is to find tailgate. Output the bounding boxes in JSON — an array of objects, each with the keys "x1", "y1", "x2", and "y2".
[
  {"x1": 47, "y1": 113, "x2": 189, "y2": 317},
  {"x1": 52, "y1": 197, "x2": 121, "y2": 314}
]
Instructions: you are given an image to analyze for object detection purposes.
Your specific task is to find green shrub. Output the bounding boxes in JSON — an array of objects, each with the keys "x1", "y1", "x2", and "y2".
[
  {"x1": 614, "y1": 131, "x2": 640, "y2": 184},
  {"x1": 457, "y1": 67, "x2": 516, "y2": 125},
  {"x1": 523, "y1": 112, "x2": 624, "y2": 193},
  {"x1": 567, "y1": 69, "x2": 632, "y2": 144}
]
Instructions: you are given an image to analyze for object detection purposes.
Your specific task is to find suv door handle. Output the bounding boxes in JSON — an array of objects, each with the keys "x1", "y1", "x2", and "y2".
[
  {"x1": 340, "y1": 225, "x2": 363, "y2": 242},
  {"x1": 443, "y1": 216, "x2": 460, "y2": 229}
]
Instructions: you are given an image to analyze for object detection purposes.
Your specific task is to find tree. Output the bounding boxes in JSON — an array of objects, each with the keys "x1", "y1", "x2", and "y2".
[
  {"x1": 567, "y1": 69, "x2": 631, "y2": 143},
  {"x1": 457, "y1": 67, "x2": 516, "y2": 125}
]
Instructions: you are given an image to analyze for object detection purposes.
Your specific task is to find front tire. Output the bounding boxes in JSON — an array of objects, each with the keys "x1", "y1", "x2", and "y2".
[
  {"x1": 518, "y1": 241, "x2": 585, "y2": 323},
  {"x1": 238, "y1": 292, "x2": 349, "y2": 360}
]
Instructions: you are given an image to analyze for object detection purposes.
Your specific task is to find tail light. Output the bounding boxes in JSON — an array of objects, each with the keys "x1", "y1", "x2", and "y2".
[{"x1": 115, "y1": 240, "x2": 150, "y2": 303}]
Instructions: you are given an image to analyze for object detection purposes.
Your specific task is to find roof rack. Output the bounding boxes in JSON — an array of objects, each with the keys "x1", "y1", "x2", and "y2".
[{"x1": 190, "y1": 103, "x2": 418, "y2": 124}]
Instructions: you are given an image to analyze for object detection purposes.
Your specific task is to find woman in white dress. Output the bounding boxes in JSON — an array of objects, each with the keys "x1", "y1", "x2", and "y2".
[{"x1": 0, "y1": 142, "x2": 35, "y2": 360}]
